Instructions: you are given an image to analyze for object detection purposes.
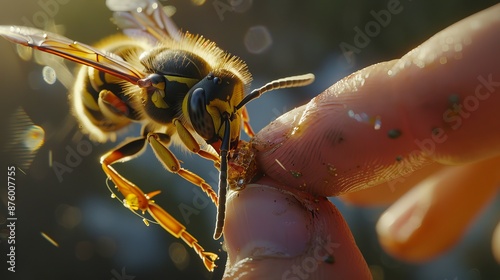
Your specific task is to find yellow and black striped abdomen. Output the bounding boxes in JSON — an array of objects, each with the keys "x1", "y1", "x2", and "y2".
[{"x1": 70, "y1": 35, "x2": 149, "y2": 142}]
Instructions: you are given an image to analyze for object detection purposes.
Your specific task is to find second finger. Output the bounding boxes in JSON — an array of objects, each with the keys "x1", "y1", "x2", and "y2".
[{"x1": 376, "y1": 156, "x2": 500, "y2": 261}]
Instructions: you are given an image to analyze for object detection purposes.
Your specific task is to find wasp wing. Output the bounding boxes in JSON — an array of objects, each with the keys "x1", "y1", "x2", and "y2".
[
  {"x1": 0, "y1": 26, "x2": 145, "y2": 85},
  {"x1": 107, "y1": 0, "x2": 181, "y2": 44}
]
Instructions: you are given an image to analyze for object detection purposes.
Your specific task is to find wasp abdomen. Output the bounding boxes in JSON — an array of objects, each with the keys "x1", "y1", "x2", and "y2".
[{"x1": 71, "y1": 36, "x2": 147, "y2": 142}]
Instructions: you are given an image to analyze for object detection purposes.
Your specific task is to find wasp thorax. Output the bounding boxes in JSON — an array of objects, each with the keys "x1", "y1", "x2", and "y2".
[
  {"x1": 138, "y1": 49, "x2": 219, "y2": 125},
  {"x1": 137, "y1": 71, "x2": 191, "y2": 125},
  {"x1": 140, "y1": 49, "x2": 210, "y2": 79}
]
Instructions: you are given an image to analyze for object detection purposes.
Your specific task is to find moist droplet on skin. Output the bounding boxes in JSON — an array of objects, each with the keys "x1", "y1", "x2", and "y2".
[
  {"x1": 373, "y1": 116, "x2": 382, "y2": 130},
  {"x1": 326, "y1": 164, "x2": 337, "y2": 177},
  {"x1": 290, "y1": 170, "x2": 302, "y2": 178},
  {"x1": 347, "y1": 110, "x2": 382, "y2": 130}
]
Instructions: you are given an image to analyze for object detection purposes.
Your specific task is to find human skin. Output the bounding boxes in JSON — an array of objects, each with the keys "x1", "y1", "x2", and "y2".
[{"x1": 222, "y1": 4, "x2": 500, "y2": 279}]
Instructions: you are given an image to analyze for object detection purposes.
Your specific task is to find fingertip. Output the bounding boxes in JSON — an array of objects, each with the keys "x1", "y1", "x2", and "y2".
[
  {"x1": 377, "y1": 158, "x2": 500, "y2": 262},
  {"x1": 222, "y1": 180, "x2": 372, "y2": 279},
  {"x1": 223, "y1": 183, "x2": 312, "y2": 267}
]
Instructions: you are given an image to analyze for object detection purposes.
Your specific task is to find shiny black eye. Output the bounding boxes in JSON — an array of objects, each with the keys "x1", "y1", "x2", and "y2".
[{"x1": 188, "y1": 88, "x2": 216, "y2": 141}]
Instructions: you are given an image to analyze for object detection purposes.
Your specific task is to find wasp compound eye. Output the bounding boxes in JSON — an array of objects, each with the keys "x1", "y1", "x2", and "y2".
[{"x1": 188, "y1": 88, "x2": 217, "y2": 142}]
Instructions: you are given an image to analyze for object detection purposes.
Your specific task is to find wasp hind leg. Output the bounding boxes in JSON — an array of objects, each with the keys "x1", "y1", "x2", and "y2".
[
  {"x1": 100, "y1": 136, "x2": 219, "y2": 271},
  {"x1": 100, "y1": 136, "x2": 149, "y2": 199},
  {"x1": 147, "y1": 202, "x2": 219, "y2": 271}
]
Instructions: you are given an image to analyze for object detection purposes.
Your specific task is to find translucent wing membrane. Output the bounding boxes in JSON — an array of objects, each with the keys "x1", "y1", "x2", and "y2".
[
  {"x1": 107, "y1": 0, "x2": 181, "y2": 43},
  {"x1": 0, "y1": 26, "x2": 145, "y2": 85}
]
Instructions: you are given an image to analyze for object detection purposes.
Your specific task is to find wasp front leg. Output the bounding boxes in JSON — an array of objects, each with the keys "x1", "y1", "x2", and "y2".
[
  {"x1": 240, "y1": 106, "x2": 256, "y2": 138},
  {"x1": 173, "y1": 119, "x2": 220, "y2": 164}
]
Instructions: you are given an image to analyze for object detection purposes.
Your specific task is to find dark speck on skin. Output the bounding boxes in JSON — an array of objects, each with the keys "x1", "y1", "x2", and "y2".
[
  {"x1": 448, "y1": 94, "x2": 460, "y2": 105},
  {"x1": 387, "y1": 129, "x2": 402, "y2": 139},
  {"x1": 324, "y1": 129, "x2": 345, "y2": 145},
  {"x1": 324, "y1": 255, "x2": 335, "y2": 264}
]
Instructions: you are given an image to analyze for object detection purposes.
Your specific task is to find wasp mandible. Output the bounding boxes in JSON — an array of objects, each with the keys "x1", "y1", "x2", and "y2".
[{"x1": 0, "y1": 0, "x2": 314, "y2": 271}]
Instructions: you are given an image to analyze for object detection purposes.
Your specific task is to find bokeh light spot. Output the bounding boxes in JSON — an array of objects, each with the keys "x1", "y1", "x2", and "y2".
[
  {"x1": 56, "y1": 204, "x2": 82, "y2": 230},
  {"x1": 23, "y1": 125, "x2": 45, "y2": 151},
  {"x1": 169, "y1": 242, "x2": 189, "y2": 270},
  {"x1": 244, "y1": 25, "x2": 273, "y2": 54},
  {"x1": 75, "y1": 241, "x2": 94, "y2": 261},
  {"x1": 42, "y1": 65, "x2": 57, "y2": 84}
]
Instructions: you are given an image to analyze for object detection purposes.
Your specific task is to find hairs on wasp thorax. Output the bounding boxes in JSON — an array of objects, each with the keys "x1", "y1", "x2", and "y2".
[{"x1": 0, "y1": 0, "x2": 314, "y2": 271}]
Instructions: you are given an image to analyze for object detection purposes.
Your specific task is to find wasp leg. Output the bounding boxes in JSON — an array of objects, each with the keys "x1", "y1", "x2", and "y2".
[
  {"x1": 240, "y1": 106, "x2": 256, "y2": 138},
  {"x1": 100, "y1": 132, "x2": 218, "y2": 206},
  {"x1": 100, "y1": 137, "x2": 151, "y2": 206},
  {"x1": 147, "y1": 132, "x2": 219, "y2": 206},
  {"x1": 148, "y1": 202, "x2": 218, "y2": 271},
  {"x1": 173, "y1": 119, "x2": 220, "y2": 163},
  {"x1": 100, "y1": 139, "x2": 218, "y2": 271},
  {"x1": 98, "y1": 90, "x2": 130, "y2": 118}
]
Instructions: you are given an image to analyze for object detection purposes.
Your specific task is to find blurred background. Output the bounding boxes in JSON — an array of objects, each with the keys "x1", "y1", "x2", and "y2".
[{"x1": 0, "y1": 0, "x2": 499, "y2": 279}]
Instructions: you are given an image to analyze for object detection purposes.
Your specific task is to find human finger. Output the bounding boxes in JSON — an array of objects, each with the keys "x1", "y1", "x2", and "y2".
[
  {"x1": 252, "y1": 4, "x2": 500, "y2": 198},
  {"x1": 222, "y1": 178, "x2": 372, "y2": 280},
  {"x1": 339, "y1": 162, "x2": 444, "y2": 206},
  {"x1": 376, "y1": 156, "x2": 500, "y2": 261}
]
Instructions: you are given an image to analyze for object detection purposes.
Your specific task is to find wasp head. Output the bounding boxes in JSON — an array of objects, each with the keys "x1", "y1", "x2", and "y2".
[{"x1": 184, "y1": 70, "x2": 245, "y2": 148}]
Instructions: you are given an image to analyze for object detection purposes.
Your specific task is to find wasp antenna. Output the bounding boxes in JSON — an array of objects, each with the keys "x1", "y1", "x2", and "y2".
[{"x1": 236, "y1": 73, "x2": 315, "y2": 110}]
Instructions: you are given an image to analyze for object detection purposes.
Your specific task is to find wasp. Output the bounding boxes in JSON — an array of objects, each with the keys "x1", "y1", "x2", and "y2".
[{"x1": 0, "y1": 0, "x2": 314, "y2": 271}]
